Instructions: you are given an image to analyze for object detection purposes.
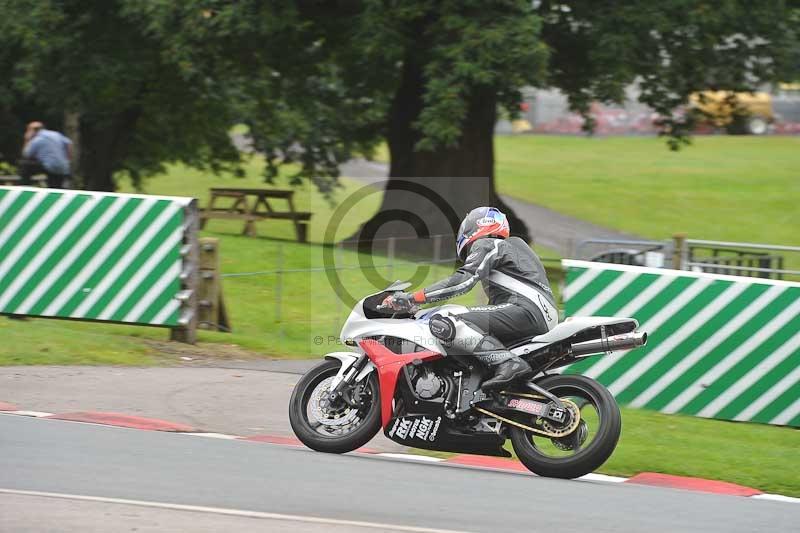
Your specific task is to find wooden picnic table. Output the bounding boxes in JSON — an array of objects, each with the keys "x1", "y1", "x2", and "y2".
[{"x1": 199, "y1": 187, "x2": 312, "y2": 242}]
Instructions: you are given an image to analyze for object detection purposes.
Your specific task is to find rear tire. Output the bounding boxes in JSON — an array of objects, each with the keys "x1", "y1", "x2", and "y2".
[
  {"x1": 510, "y1": 374, "x2": 621, "y2": 479},
  {"x1": 289, "y1": 359, "x2": 381, "y2": 454}
]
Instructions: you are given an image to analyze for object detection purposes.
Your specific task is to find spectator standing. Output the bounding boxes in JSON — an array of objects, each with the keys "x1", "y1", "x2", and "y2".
[{"x1": 19, "y1": 121, "x2": 73, "y2": 188}]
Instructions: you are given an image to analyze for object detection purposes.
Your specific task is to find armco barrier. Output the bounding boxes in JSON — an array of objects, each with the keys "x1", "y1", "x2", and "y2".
[
  {"x1": 561, "y1": 259, "x2": 800, "y2": 427},
  {"x1": 0, "y1": 186, "x2": 198, "y2": 342}
]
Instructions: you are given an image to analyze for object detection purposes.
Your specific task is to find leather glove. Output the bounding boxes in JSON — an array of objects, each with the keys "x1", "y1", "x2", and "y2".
[{"x1": 382, "y1": 291, "x2": 416, "y2": 312}]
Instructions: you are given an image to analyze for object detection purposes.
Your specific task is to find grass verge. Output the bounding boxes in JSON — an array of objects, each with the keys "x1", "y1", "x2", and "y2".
[
  {"x1": 410, "y1": 406, "x2": 800, "y2": 497},
  {"x1": 495, "y1": 135, "x2": 800, "y2": 245}
]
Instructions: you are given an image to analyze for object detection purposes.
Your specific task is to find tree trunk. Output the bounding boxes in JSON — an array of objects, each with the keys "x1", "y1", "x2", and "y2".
[
  {"x1": 346, "y1": 54, "x2": 529, "y2": 259},
  {"x1": 78, "y1": 108, "x2": 140, "y2": 191},
  {"x1": 63, "y1": 111, "x2": 81, "y2": 178}
]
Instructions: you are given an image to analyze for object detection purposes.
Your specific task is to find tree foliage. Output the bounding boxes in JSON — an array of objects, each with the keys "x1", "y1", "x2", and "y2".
[
  {"x1": 538, "y1": 1, "x2": 799, "y2": 147},
  {"x1": 0, "y1": 0, "x2": 796, "y2": 194},
  {"x1": 0, "y1": 0, "x2": 242, "y2": 190}
]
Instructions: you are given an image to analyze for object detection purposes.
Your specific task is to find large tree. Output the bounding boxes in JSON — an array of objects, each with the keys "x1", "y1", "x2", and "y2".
[
  {"x1": 0, "y1": 0, "x2": 242, "y2": 190},
  {"x1": 214, "y1": 0, "x2": 795, "y2": 251},
  {"x1": 2, "y1": 1, "x2": 795, "y2": 251}
]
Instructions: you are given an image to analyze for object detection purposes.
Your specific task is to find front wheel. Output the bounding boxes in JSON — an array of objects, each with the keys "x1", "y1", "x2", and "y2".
[
  {"x1": 510, "y1": 374, "x2": 621, "y2": 479},
  {"x1": 289, "y1": 359, "x2": 381, "y2": 454}
]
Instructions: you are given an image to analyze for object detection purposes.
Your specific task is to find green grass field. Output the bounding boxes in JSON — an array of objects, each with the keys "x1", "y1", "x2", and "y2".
[
  {"x1": 605, "y1": 407, "x2": 800, "y2": 496},
  {"x1": 495, "y1": 135, "x2": 800, "y2": 245},
  {"x1": 1, "y1": 156, "x2": 487, "y2": 363},
  {"x1": 3, "y1": 136, "x2": 799, "y2": 496}
]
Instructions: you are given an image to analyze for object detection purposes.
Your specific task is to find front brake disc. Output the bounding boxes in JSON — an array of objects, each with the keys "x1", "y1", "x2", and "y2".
[{"x1": 308, "y1": 376, "x2": 360, "y2": 427}]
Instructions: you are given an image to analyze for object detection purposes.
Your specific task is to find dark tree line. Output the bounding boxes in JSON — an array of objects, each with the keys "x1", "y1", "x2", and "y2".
[{"x1": 1, "y1": 0, "x2": 796, "y2": 245}]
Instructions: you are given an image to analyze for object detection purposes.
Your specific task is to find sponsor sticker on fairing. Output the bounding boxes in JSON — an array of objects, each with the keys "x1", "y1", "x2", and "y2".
[
  {"x1": 414, "y1": 417, "x2": 434, "y2": 440},
  {"x1": 409, "y1": 418, "x2": 420, "y2": 439},
  {"x1": 428, "y1": 417, "x2": 442, "y2": 441},
  {"x1": 508, "y1": 397, "x2": 546, "y2": 416},
  {"x1": 395, "y1": 418, "x2": 412, "y2": 439}
]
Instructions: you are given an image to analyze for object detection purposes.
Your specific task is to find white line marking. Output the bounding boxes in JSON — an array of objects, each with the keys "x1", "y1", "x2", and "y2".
[
  {"x1": 3, "y1": 411, "x2": 54, "y2": 417},
  {"x1": 0, "y1": 489, "x2": 470, "y2": 533},
  {"x1": 751, "y1": 493, "x2": 800, "y2": 504},
  {"x1": 629, "y1": 285, "x2": 782, "y2": 408},
  {"x1": 578, "y1": 473, "x2": 628, "y2": 483},
  {"x1": 663, "y1": 298, "x2": 800, "y2": 414},
  {"x1": 733, "y1": 366, "x2": 800, "y2": 422},
  {"x1": 377, "y1": 453, "x2": 445, "y2": 462},
  {"x1": 183, "y1": 433, "x2": 239, "y2": 440},
  {"x1": 562, "y1": 267, "x2": 602, "y2": 301},
  {"x1": 573, "y1": 271, "x2": 639, "y2": 317},
  {"x1": 562, "y1": 259, "x2": 800, "y2": 289},
  {"x1": 697, "y1": 329, "x2": 800, "y2": 418}
]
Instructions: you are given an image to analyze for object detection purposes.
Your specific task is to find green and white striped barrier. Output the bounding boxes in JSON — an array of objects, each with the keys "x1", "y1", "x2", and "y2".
[
  {"x1": 561, "y1": 259, "x2": 800, "y2": 428},
  {"x1": 0, "y1": 186, "x2": 198, "y2": 339}
]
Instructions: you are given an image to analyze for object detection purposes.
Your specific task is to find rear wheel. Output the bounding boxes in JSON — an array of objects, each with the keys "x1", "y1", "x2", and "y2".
[
  {"x1": 510, "y1": 374, "x2": 621, "y2": 479},
  {"x1": 289, "y1": 359, "x2": 381, "y2": 454}
]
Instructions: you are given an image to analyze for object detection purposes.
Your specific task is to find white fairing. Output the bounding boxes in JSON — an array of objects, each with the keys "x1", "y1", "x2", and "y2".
[
  {"x1": 339, "y1": 301, "x2": 469, "y2": 354},
  {"x1": 331, "y1": 289, "x2": 638, "y2": 362}
]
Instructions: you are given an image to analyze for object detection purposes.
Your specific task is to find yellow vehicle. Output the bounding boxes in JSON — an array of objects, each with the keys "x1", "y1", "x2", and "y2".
[{"x1": 689, "y1": 90, "x2": 774, "y2": 134}]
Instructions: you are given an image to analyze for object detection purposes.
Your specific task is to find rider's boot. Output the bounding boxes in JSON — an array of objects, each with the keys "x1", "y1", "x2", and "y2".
[
  {"x1": 480, "y1": 355, "x2": 532, "y2": 390},
  {"x1": 471, "y1": 335, "x2": 532, "y2": 391},
  {"x1": 478, "y1": 350, "x2": 531, "y2": 390}
]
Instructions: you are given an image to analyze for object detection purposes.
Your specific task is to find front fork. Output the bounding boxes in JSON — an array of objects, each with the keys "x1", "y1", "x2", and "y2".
[{"x1": 326, "y1": 352, "x2": 375, "y2": 407}]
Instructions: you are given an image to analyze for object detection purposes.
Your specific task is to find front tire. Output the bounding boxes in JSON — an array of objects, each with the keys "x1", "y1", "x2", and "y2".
[
  {"x1": 289, "y1": 359, "x2": 381, "y2": 454},
  {"x1": 510, "y1": 374, "x2": 621, "y2": 479}
]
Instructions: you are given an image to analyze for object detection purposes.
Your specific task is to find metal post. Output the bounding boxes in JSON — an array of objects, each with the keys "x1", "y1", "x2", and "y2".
[
  {"x1": 387, "y1": 236, "x2": 396, "y2": 282},
  {"x1": 335, "y1": 242, "x2": 343, "y2": 331},
  {"x1": 672, "y1": 233, "x2": 687, "y2": 270},
  {"x1": 275, "y1": 242, "x2": 283, "y2": 343},
  {"x1": 171, "y1": 200, "x2": 199, "y2": 344}
]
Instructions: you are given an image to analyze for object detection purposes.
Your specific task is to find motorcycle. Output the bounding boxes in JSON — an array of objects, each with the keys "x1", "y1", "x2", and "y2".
[{"x1": 289, "y1": 282, "x2": 647, "y2": 479}]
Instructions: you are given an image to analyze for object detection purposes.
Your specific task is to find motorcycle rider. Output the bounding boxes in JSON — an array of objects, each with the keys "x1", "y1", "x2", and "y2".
[{"x1": 383, "y1": 206, "x2": 558, "y2": 390}]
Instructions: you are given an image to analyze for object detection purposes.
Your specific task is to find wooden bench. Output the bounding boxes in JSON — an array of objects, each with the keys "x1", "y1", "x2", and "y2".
[
  {"x1": 0, "y1": 174, "x2": 47, "y2": 186},
  {"x1": 199, "y1": 187, "x2": 312, "y2": 242}
]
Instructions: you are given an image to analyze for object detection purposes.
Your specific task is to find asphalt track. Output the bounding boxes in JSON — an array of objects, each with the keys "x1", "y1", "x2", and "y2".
[{"x1": 2, "y1": 414, "x2": 799, "y2": 532}]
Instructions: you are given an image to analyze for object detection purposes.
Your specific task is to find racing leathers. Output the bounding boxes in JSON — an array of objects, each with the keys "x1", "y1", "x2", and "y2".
[{"x1": 405, "y1": 236, "x2": 558, "y2": 389}]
